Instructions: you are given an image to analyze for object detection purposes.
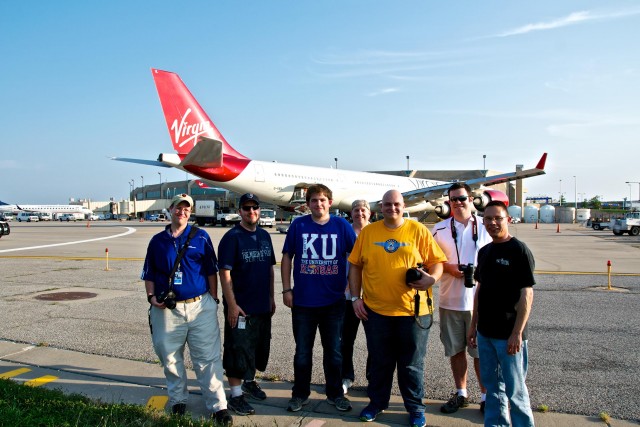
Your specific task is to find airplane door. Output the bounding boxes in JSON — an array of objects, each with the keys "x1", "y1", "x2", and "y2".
[{"x1": 254, "y1": 164, "x2": 265, "y2": 182}]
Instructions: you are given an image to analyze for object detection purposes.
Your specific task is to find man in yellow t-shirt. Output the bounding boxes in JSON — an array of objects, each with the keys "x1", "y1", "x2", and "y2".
[{"x1": 348, "y1": 190, "x2": 446, "y2": 427}]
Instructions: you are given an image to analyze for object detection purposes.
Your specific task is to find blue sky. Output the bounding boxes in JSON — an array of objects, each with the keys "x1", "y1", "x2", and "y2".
[{"x1": 1, "y1": 1, "x2": 639, "y2": 204}]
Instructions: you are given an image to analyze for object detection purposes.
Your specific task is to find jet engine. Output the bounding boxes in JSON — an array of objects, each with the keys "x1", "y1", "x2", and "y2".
[{"x1": 472, "y1": 189, "x2": 509, "y2": 212}]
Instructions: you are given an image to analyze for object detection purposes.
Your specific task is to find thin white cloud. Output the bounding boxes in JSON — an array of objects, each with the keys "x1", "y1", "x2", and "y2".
[
  {"x1": 366, "y1": 87, "x2": 400, "y2": 97},
  {"x1": 0, "y1": 160, "x2": 19, "y2": 169},
  {"x1": 492, "y1": 8, "x2": 640, "y2": 38}
]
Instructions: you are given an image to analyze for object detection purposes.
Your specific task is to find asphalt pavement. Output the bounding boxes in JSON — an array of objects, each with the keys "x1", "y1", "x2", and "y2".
[{"x1": 0, "y1": 220, "x2": 639, "y2": 426}]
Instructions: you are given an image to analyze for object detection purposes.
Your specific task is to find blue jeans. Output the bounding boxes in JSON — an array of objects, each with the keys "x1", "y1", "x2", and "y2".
[
  {"x1": 362, "y1": 307, "x2": 431, "y2": 413},
  {"x1": 477, "y1": 332, "x2": 534, "y2": 427},
  {"x1": 291, "y1": 299, "x2": 344, "y2": 399}
]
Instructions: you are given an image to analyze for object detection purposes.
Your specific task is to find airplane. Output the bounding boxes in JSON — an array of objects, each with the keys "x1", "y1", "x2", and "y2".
[
  {"x1": 113, "y1": 68, "x2": 547, "y2": 219},
  {"x1": 0, "y1": 201, "x2": 93, "y2": 216}
]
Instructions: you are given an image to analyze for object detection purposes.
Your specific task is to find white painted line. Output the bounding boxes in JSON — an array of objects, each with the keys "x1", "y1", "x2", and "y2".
[{"x1": 0, "y1": 227, "x2": 137, "y2": 253}]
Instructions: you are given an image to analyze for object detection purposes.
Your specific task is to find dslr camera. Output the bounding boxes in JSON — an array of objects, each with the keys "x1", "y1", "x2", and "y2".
[
  {"x1": 458, "y1": 263, "x2": 475, "y2": 288},
  {"x1": 156, "y1": 289, "x2": 177, "y2": 310},
  {"x1": 405, "y1": 263, "x2": 423, "y2": 285}
]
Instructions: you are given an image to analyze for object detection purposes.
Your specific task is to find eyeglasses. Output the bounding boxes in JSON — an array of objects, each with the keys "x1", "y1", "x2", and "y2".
[
  {"x1": 483, "y1": 216, "x2": 507, "y2": 223},
  {"x1": 450, "y1": 196, "x2": 470, "y2": 203},
  {"x1": 241, "y1": 205, "x2": 260, "y2": 212},
  {"x1": 173, "y1": 207, "x2": 191, "y2": 213}
]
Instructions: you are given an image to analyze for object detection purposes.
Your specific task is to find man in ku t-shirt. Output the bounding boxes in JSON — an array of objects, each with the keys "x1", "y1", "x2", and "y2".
[{"x1": 281, "y1": 184, "x2": 356, "y2": 413}]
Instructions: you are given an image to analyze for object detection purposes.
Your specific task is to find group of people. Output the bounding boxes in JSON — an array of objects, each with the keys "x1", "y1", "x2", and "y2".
[{"x1": 142, "y1": 182, "x2": 536, "y2": 427}]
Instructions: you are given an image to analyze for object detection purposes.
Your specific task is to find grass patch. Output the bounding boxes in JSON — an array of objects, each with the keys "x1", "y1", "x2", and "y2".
[{"x1": 0, "y1": 378, "x2": 212, "y2": 426}]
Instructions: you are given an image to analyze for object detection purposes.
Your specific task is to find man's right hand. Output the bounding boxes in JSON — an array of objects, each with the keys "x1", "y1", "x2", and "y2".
[
  {"x1": 227, "y1": 303, "x2": 246, "y2": 328},
  {"x1": 445, "y1": 262, "x2": 464, "y2": 278},
  {"x1": 352, "y1": 298, "x2": 368, "y2": 321}
]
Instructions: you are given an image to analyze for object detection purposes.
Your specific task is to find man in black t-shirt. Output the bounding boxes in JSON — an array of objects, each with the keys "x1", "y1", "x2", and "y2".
[
  {"x1": 218, "y1": 193, "x2": 276, "y2": 417},
  {"x1": 469, "y1": 201, "x2": 535, "y2": 427}
]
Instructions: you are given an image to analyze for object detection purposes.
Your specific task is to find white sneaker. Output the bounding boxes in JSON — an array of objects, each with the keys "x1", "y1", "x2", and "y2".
[{"x1": 342, "y1": 379, "x2": 353, "y2": 395}]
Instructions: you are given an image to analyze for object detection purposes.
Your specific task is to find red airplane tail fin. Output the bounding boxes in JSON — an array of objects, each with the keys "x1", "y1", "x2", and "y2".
[{"x1": 151, "y1": 69, "x2": 248, "y2": 160}]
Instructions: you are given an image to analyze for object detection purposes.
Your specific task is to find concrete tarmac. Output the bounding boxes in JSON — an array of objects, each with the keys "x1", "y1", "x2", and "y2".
[{"x1": 0, "y1": 220, "x2": 639, "y2": 426}]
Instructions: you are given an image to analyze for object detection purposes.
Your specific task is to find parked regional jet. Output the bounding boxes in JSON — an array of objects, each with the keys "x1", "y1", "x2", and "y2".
[
  {"x1": 0, "y1": 201, "x2": 92, "y2": 216},
  {"x1": 113, "y1": 69, "x2": 547, "y2": 218}
]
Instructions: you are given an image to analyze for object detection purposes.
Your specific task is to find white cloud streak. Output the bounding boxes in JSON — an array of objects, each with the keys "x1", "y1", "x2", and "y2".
[
  {"x1": 492, "y1": 8, "x2": 640, "y2": 38},
  {"x1": 366, "y1": 87, "x2": 400, "y2": 97}
]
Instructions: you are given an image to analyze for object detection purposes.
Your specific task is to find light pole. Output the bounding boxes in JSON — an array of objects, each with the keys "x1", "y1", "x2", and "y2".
[
  {"x1": 627, "y1": 183, "x2": 632, "y2": 210},
  {"x1": 406, "y1": 155, "x2": 410, "y2": 170},
  {"x1": 158, "y1": 172, "x2": 162, "y2": 199},
  {"x1": 334, "y1": 158, "x2": 338, "y2": 169},
  {"x1": 625, "y1": 181, "x2": 640, "y2": 207},
  {"x1": 483, "y1": 154, "x2": 486, "y2": 171},
  {"x1": 573, "y1": 176, "x2": 577, "y2": 209},
  {"x1": 130, "y1": 179, "x2": 135, "y2": 201},
  {"x1": 129, "y1": 180, "x2": 134, "y2": 201},
  {"x1": 559, "y1": 179, "x2": 562, "y2": 206}
]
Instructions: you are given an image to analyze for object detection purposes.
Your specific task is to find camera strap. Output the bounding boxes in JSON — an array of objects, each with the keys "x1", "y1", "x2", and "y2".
[
  {"x1": 413, "y1": 289, "x2": 433, "y2": 330},
  {"x1": 451, "y1": 215, "x2": 478, "y2": 265},
  {"x1": 166, "y1": 224, "x2": 200, "y2": 292}
]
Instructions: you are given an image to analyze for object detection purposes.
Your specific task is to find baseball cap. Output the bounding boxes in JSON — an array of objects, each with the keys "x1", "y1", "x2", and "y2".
[
  {"x1": 239, "y1": 193, "x2": 260, "y2": 206},
  {"x1": 170, "y1": 193, "x2": 194, "y2": 208}
]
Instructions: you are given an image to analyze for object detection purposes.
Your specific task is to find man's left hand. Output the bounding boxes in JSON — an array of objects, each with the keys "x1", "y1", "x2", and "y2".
[{"x1": 507, "y1": 332, "x2": 523, "y2": 355}]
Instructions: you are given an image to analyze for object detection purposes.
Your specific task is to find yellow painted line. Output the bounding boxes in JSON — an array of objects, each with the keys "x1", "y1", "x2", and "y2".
[
  {"x1": 535, "y1": 271, "x2": 640, "y2": 276},
  {"x1": 0, "y1": 256, "x2": 143, "y2": 261},
  {"x1": 24, "y1": 375, "x2": 58, "y2": 387},
  {"x1": 0, "y1": 367, "x2": 31, "y2": 379},
  {"x1": 146, "y1": 395, "x2": 169, "y2": 411}
]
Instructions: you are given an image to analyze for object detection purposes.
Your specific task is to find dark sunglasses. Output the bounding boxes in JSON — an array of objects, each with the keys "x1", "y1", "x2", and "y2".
[
  {"x1": 450, "y1": 196, "x2": 470, "y2": 203},
  {"x1": 241, "y1": 205, "x2": 260, "y2": 211}
]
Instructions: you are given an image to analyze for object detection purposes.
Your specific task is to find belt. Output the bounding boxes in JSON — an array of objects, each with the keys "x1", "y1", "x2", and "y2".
[{"x1": 176, "y1": 294, "x2": 203, "y2": 304}]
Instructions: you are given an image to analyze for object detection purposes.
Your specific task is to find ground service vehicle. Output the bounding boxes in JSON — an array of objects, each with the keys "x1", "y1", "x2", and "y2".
[
  {"x1": 194, "y1": 200, "x2": 216, "y2": 226},
  {"x1": 38, "y1": 212, "x2": 52, "y2": 221},
  {"x1": 259, "y1": 209, "x2": 276, "y2": 227},
  {"x1": 217, "y1": 210, "x2": 241, "y2": 227},
  {"x1": 0, "y1": 213, "x2": 13, "y2": 221},
  {"x1": 0, "y1": 221, "x2": 9, "y2": 238},
  {"x1": 612, "y1": 212, "x2": 640, "y2": 236},
  {"x1": 591, "y1": 219, "x2": 611, "y2": 230},
  {"x1": 59, "y1": 213, "x2": 84, "y2": 222},
  {"x1": 17, "y1": 212, "x2": 39, "y2": 222}
]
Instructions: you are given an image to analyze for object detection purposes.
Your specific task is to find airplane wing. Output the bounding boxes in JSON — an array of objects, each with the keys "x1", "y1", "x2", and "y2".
[
  {"x1": 400, "y1": 153, "x2": 547, "y2": 204},
  {"x1": 109, "y1": 157, "x2": 172, "y2": 167}
]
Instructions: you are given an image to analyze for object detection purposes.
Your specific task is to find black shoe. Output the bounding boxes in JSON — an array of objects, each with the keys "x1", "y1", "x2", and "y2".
[
  {"x1": 227, "y1": 394, "x2": 255, "y2": 416},
  {"x1": 440, "y1": 392, "x2": 469, "y2": 414},
  {"x1": 213, "y1": 409, "x2": 233, "y2": 426},
  {"x1": 171, "y1": 403, "x2": 186, "y2": 415},
  {"x1": 480, "y1": 400, "x2": 485, "y2": 414},
  {"x1": 242, "y1": 380, "x2": 267, "y2": 401}
]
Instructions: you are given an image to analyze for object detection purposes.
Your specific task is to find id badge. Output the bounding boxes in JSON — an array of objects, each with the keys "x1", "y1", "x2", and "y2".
[
  {"x1": 238, "y1": 316, "x2": 246, "y2": 330},
  {"x1": 174, "y1": 271, "x2": 183, "y2": 286}
]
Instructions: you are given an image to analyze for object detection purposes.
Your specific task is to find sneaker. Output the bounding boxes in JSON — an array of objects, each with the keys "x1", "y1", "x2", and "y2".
[
  {"x1": 213, "y1": 409, "x2": 233, "y2": 426},
  {"x1": 342, "y1": 378, "x2": 353, "y2": 395},
  {"x1": 242, "y1": 380, "x2": 267, "y2": 401},
  {"x1": 440, "y1": 392, "x2": 469, "y2": 414},
  {"x1": 286, "y1": 396, "x2": 310, "y2": 412},
  {"x1": 359, "y1": 404, "x2": 384, "y2": 422},
  {"x1": 480, "y1": 400, "x2": 485, "y2": 414},
  {"x1": 409, "y1": 411, "x2": 426, "y2": 427},
  {"x1": 227, "y1": 394, "x2": 255, "y2": 416},
  {"x1": 171, "y1": 403, "x2": 186, "y2": 415},
  {"x1": 326, "y1": 396, "x2": 352, "y2": 412}
]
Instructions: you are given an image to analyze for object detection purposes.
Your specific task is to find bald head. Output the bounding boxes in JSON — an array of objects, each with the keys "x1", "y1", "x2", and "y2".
[{"x1": 381, "y1": 190, "x2": 405, "y2": 227}]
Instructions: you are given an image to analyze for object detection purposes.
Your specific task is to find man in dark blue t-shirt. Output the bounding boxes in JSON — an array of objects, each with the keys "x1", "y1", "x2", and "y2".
[
  {"x1": 218, "y1": 193, "x2": 276, "y2": 417},
  {"x1": 281, "y1": 184, "x2": 356, "y2": 413}
]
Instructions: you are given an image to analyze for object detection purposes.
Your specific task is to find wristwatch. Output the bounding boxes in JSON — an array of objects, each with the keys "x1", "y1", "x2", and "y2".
[
  {"x1": 350, "y1": 296, "x2": 361, "y2": 302},
  {"x1": 147, "y1": 294, "x2": 154, "y2": 303}
]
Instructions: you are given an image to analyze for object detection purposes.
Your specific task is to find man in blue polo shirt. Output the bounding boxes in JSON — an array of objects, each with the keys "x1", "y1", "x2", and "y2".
[
  {"x1": 218, "y1": 193, "x2": 276, "y2": 417},
  {"x1": 281, "y1": 184, "x2": 357, "y2": 413},
  {"x1": 142, "y1": 193, "x2": 231, "y2": 426}
]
